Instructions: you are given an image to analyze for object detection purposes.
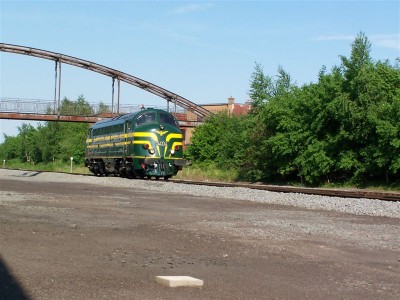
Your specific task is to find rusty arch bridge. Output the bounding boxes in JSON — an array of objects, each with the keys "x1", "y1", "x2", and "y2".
[{"x1": 0, "y1": 43, "x2": 210, "y2": 129}]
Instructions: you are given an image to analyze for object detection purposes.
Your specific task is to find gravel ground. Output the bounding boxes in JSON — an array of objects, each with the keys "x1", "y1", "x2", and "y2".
[
  {"x1": 1, "y1": 168, "x2": 399, "y2": 299},
  {"x1": 2, "y1": 169, "x2": 399, "y2": 219}
]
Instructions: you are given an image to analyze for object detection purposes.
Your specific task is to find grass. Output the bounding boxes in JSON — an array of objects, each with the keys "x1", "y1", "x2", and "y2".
[
  {"x1": 2, "y1": 159, "x2": 90, "y2": 174},
  {"x1": 174, "y1": 163, "x2": 239, "y2": 182},
  {"x1": 321, "y1": 180, "x2": 400, "y2": 192}
]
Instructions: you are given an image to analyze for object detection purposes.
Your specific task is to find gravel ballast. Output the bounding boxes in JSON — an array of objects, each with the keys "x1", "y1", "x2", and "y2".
[{"x1": 1, "y1": 169, "x2": 399, "y2": 219}]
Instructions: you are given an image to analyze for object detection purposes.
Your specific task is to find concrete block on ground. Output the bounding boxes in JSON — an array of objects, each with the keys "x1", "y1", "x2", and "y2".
[{"x1": 155, "y1": 276, "x2": 204, "y2": 287}]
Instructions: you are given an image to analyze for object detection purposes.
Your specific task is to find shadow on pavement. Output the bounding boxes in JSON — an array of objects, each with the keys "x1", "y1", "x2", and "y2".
[{"x1": 0, "y1": 255, "x2": 31, "y2": 300}]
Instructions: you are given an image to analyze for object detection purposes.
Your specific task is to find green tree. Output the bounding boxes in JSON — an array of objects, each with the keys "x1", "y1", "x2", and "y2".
[
  {"x1": 340, "y1": 32, "x2": 372, "y2": 101},
  {"x1": 248, "y1": 62, "x2": 274, "y2": 111},
  {"x1": 244, "y1": 65, "x2": 300, "y2": 181},
  {"x1": 17, "y1": 124, "x2": 42, "y2": 163},
  {"x1": 98, "y1": 101, "x2": 111, "y2": 114},
  {"x1": 60, "y1": 95, "x2": 93, "y2": 116},
  {"x1": 185, "y1": 112, "x2": 249, "y2": 169},
  {"x1": 37, "y1": 122, "x2": 61, "y2": 163},
  {"x1": 241, "y1": 33, "x2": 399, "y2": 184},
  {"x1": 0, "y1": 134, "x2": 21, "y2": 160},
  {"x1": 57, "y1": 122, "x2": 88, "y2": 164}
]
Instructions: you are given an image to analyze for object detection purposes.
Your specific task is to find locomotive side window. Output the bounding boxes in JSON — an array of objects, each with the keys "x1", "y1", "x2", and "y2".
[
  {"x1": 135, "y1": 112, "x2": 156, "y2": 126},
  {"x1": 159, "y1": 112, "x2": 179, "y2": 127}
]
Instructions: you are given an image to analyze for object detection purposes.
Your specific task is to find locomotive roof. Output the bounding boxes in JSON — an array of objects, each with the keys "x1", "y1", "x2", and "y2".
[{"x1": 91, "y1": 108, "x2": 169, "y2": 128}]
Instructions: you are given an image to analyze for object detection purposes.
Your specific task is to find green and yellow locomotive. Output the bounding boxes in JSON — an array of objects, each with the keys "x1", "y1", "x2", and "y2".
[{"x1": 85, "y1": 108, "x2": 184, "y2": 179}]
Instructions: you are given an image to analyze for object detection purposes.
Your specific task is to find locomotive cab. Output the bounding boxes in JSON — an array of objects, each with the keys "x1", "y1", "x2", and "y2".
[{"x1": 132, "y1": 110, "x2": 184, "y2": 179}]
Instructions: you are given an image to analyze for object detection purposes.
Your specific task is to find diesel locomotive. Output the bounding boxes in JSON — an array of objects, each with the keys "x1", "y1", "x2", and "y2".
[{"x1": 85, "y1": 108, "x2": 185, "y2": 179}]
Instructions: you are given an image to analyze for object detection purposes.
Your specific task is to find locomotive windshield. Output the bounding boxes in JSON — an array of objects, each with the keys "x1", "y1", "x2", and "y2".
[
  {"x1": 159, "y1": 111, "x2": 179, "y2": 127},
  {"x1": 135, "y1": 111, "x2": 179, "y2": 128},
  {"x1": 135, "y1": 112, "x2": 156, "y2": 126}
]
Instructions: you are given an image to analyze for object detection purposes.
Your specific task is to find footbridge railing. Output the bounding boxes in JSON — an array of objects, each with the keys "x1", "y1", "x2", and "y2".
[
  {"x1": 0, "y1": 98, "x2": 177, "y2": 116},
  {"x1": 0, "y1": 97, "x2": 200, "y2": 127}
]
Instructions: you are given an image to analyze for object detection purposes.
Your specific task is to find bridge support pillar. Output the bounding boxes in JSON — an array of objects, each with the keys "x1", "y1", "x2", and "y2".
[
  {"x1": 54, "y1": 61, "x2": 57, "y2": 114},
  {"x1": 57, "y1": 61, "x2": 62, "y2": 116},
  {"x1": 111, "y1": 77, "x2": 115, "y2": 114},
  {"x1": 111, "y1": 77, "x2": 121, "y2": 115},
  {"x1": 117, "y1": 77, "x2": 120, "y2": 114},
  {"x1": 53, "y1": 60, "x2": 62, "y2": 116}
]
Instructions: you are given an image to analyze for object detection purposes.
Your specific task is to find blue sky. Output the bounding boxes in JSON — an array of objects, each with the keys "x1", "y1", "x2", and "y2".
[{"x1": 1, "y1": 0, "x2": 399, "y2": 142}]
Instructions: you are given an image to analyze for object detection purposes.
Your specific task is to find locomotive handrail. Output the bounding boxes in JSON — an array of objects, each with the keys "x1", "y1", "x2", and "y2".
[{"x1": 0, "y1": 43, "x2": 211, "y2": 120}]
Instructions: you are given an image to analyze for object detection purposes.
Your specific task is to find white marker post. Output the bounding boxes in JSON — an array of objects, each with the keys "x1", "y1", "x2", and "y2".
[
  {"x1": 70, "y1": 157, "x2": 73, "y2": 173},
  {"x1": 3, "y1": 160, "x2": 5, "y2": 168}
]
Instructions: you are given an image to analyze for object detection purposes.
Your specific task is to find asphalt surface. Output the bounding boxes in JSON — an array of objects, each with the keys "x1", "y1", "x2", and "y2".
[{"x1": 0, "y1": 173, "x2": 399, "y2": 299}]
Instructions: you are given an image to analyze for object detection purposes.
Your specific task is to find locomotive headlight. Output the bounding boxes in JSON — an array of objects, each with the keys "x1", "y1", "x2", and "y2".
[
  {"x1": 149, "y1": 149, "x2": 155, "y2": 155},
  {"x1": 170, "y1": 149, "x2": 175, "y2": 155}
]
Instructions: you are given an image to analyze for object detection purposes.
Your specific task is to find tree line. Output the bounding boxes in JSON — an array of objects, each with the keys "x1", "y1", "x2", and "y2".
[
  {"x1": 0, "y1": 96, "x2": 91, "y2": 165},
  {"x1": 185, "y1": 33, "x2": 400, "y2": 185}
]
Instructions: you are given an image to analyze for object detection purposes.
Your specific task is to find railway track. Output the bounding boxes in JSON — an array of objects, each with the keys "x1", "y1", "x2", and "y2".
[
  {"x1": 170, "y1": 179, "x2": 400, "y2": 202},
  {"x1": 4, "y1": 168, "x2": 400, "y2": 202}
]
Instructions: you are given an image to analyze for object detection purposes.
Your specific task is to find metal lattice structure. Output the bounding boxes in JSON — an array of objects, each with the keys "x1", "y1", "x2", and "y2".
[{"x1": 0, "y1": 43, "x2": 210, "y2": 120}]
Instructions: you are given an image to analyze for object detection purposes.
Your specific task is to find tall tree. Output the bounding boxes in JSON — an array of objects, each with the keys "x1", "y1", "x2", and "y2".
[
  {"x1": 248, "y1": 62, "x2": 274, "y2": 111},
  {"x1": 340, "y1": 32, "x2": 372, "y2": 101}
]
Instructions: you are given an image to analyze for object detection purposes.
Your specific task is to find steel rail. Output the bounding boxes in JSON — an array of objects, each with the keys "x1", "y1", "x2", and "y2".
[
  {"x1": 0, "y1": 43, "x2": 211, "y2": 120},
  {"x1": 170, "y1": 179, "x2": 400, "y2": 202}
]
